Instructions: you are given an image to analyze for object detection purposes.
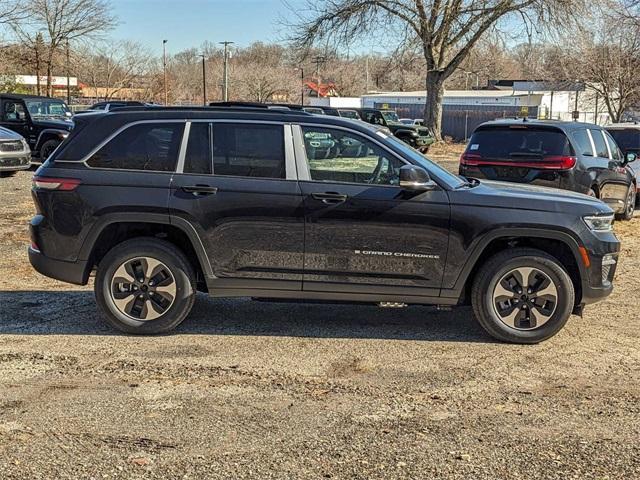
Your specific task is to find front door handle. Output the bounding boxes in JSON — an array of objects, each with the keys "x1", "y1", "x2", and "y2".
[
  {"x1": 181, "y1": 185, "x2": 218, "y2": 196},
  {"x1": 311, "y1": 192, "x2": 348, "y2": 204}
]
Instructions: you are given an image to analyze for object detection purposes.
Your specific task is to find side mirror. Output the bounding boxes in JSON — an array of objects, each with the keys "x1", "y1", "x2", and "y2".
[
  {"x1": 623, "y1": 151, "x2": 637, "y2": 165},
  {"x1": 399, "y1": 165, "x2": 437, "y2": 191}
]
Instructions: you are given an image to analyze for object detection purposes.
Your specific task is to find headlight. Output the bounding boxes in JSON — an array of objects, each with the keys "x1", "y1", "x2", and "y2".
[
  {"x1": 21, "y1": 139, "x2": 30, "y2": 152},
  {"x1": 583, "y1": 214, "x2": 614, "y2": 231}
]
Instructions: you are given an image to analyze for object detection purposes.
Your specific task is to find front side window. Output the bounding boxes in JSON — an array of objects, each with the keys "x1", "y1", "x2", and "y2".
[
  {"x1": 212, "y1": 123, "x2": 285, "y2": 179},
  {"x1": 3, "y1": 101, "x2": 26, "y2": 122},
  {"x1": 589, "y1": 129, "x2": 610, "y2": 158},
  {"x1": 301, "y1": 126, "x2": 404, "y2": 185},
  {"x1": 24, "y1": 99, "x2": 71, "y2": 118},
  {"x1": 604, "y1": 131, "x2": 622, "y2": 161},
  {"x1": 88, "y1": 122, "x2": 184, "y2": 171}
]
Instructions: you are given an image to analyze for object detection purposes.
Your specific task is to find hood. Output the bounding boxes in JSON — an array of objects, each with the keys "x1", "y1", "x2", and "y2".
[
  {"x1": 459, "y1": 179, "x2": 612, "y2": 215},
  {"x1": 32, "y1": 117, "x2": 74, "y2": 131},
  {"x1": 0, "y1": 126, "x2": 24, "y2": 140},
  {"x1": 387, "y1": 122, "x2": 431, "y2": 137}
]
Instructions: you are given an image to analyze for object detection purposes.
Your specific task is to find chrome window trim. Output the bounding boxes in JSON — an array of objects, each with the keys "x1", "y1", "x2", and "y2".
[
  {"x1": 291, "y1": 124, "x2": 311, "y2": 181},
  {"x1": 586, "y1": 128, "x2": 597, "y2": 157},
  {"x1": 293, "y1": 122, "x2": 411, "y2": 185},
  {"x1": 283, "y1": 123, "x2": 297, "y2": 181},
  {"x1": 175, "y1": 121, "x2": 191, "y2": 174}
]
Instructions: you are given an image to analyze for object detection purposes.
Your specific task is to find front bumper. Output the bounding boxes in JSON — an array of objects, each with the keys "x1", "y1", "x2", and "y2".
[
  {"x1": 28, "y1": 246, "x2": 89, "y2": 285},
  {"x1": 0, "y1": 154, "x2": 31, "y2": 171}
]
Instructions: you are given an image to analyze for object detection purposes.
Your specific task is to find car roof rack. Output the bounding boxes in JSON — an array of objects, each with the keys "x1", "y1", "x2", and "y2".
[{"x1": 107, "y1": 102, "x2": 312, "y2": 115}]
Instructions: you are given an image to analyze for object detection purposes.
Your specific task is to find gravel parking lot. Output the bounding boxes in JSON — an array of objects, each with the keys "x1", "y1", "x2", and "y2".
[{"x1": 1, "y1": 160, "x2": 639, "y2": 479}]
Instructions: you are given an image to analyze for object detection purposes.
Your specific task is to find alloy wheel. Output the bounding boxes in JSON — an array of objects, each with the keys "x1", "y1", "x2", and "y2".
[
  {"x1": 626, "y1": 188, "x2": 636, "y2": 218},
  {"x1": 110, "y1": 256, "x2": 176, "y2": 321},
  {"x1": 492, "y1": 267, "x2": 558, "y2": 330}
]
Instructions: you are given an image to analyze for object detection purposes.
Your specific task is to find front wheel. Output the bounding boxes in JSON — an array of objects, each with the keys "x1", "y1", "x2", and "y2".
[
  {"x1": 39, "y1": 139, "x2": 60, "y2": 162},
  {"x1": 95, "y1": 238, "x2": 196, "y2": 334},
  {"x1": 471, "y1": 248, "x2": 575, "y2": 344},
  {"x1": 615, "y1": 184, "x2": 636, "y2": 221}
]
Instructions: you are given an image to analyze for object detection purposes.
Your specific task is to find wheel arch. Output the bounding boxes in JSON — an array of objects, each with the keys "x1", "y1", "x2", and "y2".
[
  {"x1": 79, "y1": 214, "x2": 212, "y2": 289},
  {"x1": 451, "y1": 229, "x2": 586, "y2": 307}
]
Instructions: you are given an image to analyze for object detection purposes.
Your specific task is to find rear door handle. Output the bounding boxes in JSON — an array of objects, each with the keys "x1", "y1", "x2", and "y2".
[
  {"x1": 181, "y1": 185, "x2": 218, "y2": 196},
  {"x1": 311, "y1": 192, "x2": 348, "y2": 204}
]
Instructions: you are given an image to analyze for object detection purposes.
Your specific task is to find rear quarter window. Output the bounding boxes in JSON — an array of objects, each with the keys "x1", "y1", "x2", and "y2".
[
  {"x1": 466, "y1": 127, "x2": 573, "y2": 159},
  {"x1": 87, "y1": 122, "x2": 184, "y2": 171},
  {"x1": 571, "y1": 129, "x2": 594, "y2": 156},
  {"x1": 589, "y1": 129, "x2": 610, "y2": 158}
]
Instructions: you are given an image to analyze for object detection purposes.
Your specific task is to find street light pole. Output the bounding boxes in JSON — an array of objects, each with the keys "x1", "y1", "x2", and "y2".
[
  {"x1": 66, "y1": 38, "x2": 70, "y2": 105},
  {"x1": 163, "y1": 39, "x2": 168, "y2": 105},
  {"x1": 219, "y1": 41, "x2": 234, "y2": 102},
  {"x1": 198, "y1": 54, "x2": 207, "y2": 105},
  {"x1": 296, "y1": 67, "x2": 304, "y2": 106}
]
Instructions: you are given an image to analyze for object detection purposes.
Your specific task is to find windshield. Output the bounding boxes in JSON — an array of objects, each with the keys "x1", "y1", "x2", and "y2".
[
  {"x1": 381, "y1": 111, "x2": 400, "y2": 122},
  {"x1": 25, "y1": 99, "x2": 72, "y2": 118},
  {"x1": 384, "y1": 134, "x2": 467, "y2": 189},
  {"x1": 339, "y1": 110, "x2": 359, "y2": 119}
]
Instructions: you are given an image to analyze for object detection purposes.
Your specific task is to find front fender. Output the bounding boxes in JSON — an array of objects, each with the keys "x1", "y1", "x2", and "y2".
[{"x1": 35, "y1": 129, "x2": 70, "y2": 151}]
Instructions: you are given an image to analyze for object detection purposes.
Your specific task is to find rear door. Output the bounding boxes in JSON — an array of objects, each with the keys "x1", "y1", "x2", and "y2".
[
  {"x1": 293, "y1": 124, "x2": 449, "y2": 297},
  {"x1": 169, "y1": 121, "x2": 305, "y2": 292}
]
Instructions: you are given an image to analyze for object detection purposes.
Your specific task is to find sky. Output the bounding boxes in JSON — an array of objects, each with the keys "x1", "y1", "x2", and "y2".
[{"x1": 110, "y1": 0, "x2": 303, "y2": 54}]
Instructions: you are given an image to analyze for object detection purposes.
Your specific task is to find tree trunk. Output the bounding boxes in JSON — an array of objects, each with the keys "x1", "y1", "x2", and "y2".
[{"x1": 424, "y1": 71, "x2": 445, "y2": 141}]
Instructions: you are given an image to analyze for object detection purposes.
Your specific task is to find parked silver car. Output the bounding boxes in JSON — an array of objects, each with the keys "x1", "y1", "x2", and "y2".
[{"x1": 0, "y1": 126, "x2": 31, "y2": 177}]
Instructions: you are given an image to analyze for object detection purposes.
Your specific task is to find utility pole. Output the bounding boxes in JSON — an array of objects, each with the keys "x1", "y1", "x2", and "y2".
[
  {"x1": 66, "y1": 38, "x2": 70, "y2": 105},
  {"x1": 219, "y1": 41, "x2": 234, "y2": 102},
  {"x1": 163, "y1": 39, "x2": 168, "y2": 105},
  {"x1": 198, "y1": 54, "x2": 207, "y2": 105},
  {"x1": 296, "y1": 67, "x2": 304, "y2": 106},
  {"x1": 365, "y1": 56, "x2": 369, "y2": 93}
]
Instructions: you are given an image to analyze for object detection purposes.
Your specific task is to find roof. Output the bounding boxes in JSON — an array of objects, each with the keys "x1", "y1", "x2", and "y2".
[
  {"x1": 361, "y1": 90, "x2": 529, "y2": 98},
  {"x1": 477, "y1": 118, "x2": 600, "y2": 130},
  {"x1": 0, "y1": 93, "x2": 61, "y2": 101},
  {"x1": 605, "y1": 122, "x2": 640, "y2": 130}
]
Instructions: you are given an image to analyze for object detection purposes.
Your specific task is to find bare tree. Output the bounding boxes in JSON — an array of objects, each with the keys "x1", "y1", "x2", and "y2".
[
  {"x1": 16, "y1": 0, "x2": 116, "y2": 96},
  {"x1": 0, "y1": 0, "x2": 27, "y2": 25},
  {"x1": 288, "y1": 0, "x2": 585, "y2": 139}
]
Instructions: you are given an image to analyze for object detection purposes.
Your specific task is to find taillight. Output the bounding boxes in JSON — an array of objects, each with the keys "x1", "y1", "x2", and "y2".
[
  {"x1": 460, "y1": 152, "x2": 482, "y2": 166},
  {"x1": 32, "y1": 176, "x2": 81, "y2": 191},
  {"x1": 459, "y1": 154, "x2": 576, "y2": 170}
]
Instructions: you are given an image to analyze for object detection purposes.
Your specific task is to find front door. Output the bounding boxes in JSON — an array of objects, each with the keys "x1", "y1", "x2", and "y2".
[
  {"x1": 0, "y1": 100, "x2": 30, "y2": 141},
  {"x1": 295, "y1": 124, "x2": 450, "y2": 297},
  {"x1": 169, "y1": 121, "x2": 305, "y2": 292}
]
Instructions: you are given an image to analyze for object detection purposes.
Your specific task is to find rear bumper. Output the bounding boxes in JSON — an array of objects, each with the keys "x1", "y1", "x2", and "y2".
[{"x1": 28, "y1": 246, "x2": 89, "y2": 285}]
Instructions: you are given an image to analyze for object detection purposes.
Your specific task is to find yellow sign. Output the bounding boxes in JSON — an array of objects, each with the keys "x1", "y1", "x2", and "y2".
[{"x1": 519, "y1": 105, "x2": 529, "y2": 117}]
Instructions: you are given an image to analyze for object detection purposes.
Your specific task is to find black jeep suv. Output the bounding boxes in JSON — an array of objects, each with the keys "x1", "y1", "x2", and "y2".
[
  {"x1": 356, "y1": 108, "x2": 435, "y2": 151},
  {"x1": 459, "y1": 119, "x2": 636, "y2": 220},
  {"x1": 29, "y1": 105, "x2": 620, "y2": 343},
  {"x1": 0, "y1": 94, "x2": 74, "y2": 162}
]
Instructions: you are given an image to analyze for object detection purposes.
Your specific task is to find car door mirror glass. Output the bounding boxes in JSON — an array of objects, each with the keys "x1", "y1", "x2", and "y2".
[
  {"x1": 399, "y1": 165, "x2": 436, "y2": 191},
  {"x1": 623, "y1": 151, "x2": 637, "y2": 165}
]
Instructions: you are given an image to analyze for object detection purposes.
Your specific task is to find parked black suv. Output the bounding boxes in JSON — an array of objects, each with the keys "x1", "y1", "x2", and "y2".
[
  {"x1": 356, "y1": 108, "x2": 435, "y2": 151},
  {"x1": 29, "y1": 105, "x2": 620, "y2": 343},
  {"x1": 459, "y1": 119, "x2": 636, "y2": 220},
  {"x1": 606, "y1": 123, "x2": 640, "y2": 207},
  {"x1": 0, "y1": 94, "x2": 74, "y2": 161}
]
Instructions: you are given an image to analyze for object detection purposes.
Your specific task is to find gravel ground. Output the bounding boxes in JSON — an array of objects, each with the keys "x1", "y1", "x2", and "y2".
[{"x1": 0, "y1": 161, "x2": 639, "y2": 479}]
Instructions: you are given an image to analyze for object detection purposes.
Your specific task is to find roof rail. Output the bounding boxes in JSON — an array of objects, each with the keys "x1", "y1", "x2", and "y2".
[{"x1": 106, "y1": 102, "x2": 312, "y2": 115}]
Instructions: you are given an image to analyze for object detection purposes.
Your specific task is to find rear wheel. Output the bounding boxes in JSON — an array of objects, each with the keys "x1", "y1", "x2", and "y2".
[
  {"x1": 471, "y1": 248, "x2": 575, "y2": 344},
  {"x1": 95, "y1": 238, "x2": 196, "y2": 334},
  {"x1": 615, "y1": 184, "x2": 636, "y2": 221},
  {"x1": 0, "y1": 171, "x2": 16, "y2": 178}
]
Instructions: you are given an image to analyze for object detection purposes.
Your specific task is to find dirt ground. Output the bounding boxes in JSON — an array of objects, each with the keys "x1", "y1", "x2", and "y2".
[{"x1": 0, "y1": 153, "x2": 639, "y2": 479}]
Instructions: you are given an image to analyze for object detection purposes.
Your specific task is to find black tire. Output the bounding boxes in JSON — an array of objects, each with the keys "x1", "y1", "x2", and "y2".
[
  {"x1": 615, "y1": 184, "x2": 636, "y2": 221},
  {"x1": 471, "y1": 248, "x2": 575, "y2": 344},
  {"x1": 39, "y1": 139, "x2": 60, "y2": 162},
  {"x1": 95, "y1": 238, "x2": 196, "y2": 334},
  {"x1": 0, "y1": 171, "x2": 17, "y2": 178}
]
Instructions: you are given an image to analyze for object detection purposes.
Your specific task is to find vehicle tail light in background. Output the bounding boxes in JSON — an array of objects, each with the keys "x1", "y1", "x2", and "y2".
[
  {"x1": 32, "y1": 176, "x2": 81, "y2": 191},
  {"x1": 460, "y1": 153, "x2": 482, "y2": 166},
  {"x1": 30, "y1": 242, "x2": 40, "y2": 253},
  {"x1": 459, "y1": 154, "x2": 576, "y2": 170}
]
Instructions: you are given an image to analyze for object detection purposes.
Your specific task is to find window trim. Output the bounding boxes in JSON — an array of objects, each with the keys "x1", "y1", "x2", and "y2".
[
  {"x1": 587, "y1": 128, "x2": 610, "y2": 159},
  {"x1": 603, "y1": 130, "x2": 621, "y2": 162},
  {"x1": 573, "y1": 128, "x2": 595, "y2": 157},
  {"x1": 586, "y1": 129, "x2": 598, "y2": 157},
  {"x1": 79, "y1": 119, "x2": 188, "y2": 172},
  {"x1": 293, "y1": 122, "x2": 411, "y2": 187}
]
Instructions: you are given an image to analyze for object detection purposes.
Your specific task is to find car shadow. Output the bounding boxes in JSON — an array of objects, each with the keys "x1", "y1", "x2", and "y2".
[{"x1": 0, "y1": 290, "x2": 495, "y2": 343}]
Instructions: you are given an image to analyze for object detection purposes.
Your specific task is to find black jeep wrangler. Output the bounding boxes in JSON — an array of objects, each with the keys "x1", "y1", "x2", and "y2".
[
  {"x1": 356, "y1": 108, "x2": 435, "y2": 151},
  {"x1": 0, "y1": 94, "x2": 74, "y2": 162},
  {"x1": 29, "y1": 104, "x2": 620, "y2": 343}
]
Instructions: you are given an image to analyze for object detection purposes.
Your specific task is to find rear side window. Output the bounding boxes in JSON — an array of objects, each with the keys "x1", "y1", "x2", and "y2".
[
  {"x1": 572, "y1": 129, "x2": 594, "y2": 156},
  {"x1": 604, "y1": 131, "x2": 622, "y2": 161},
  {"x1": 607, "y1": 129, "x2": 640, "y2": 151},
  {"x1": 589, "y1": 129, "x2": 609, "y2": 158},
  {"x1": 88, "y1": 122, "x2": 184, "y2": 171},
  {"x1": 466, "y1": 127, "x2": 573, "y2": 159},
  {"x1": 212, "y1": 123, "x2": 285, "y2": 179},
  {"x1": 184, "y1": 123, "x2": 212, "y2": 174}
]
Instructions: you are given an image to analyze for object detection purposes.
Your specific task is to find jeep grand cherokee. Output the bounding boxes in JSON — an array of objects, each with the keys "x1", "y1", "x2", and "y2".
[{"x1": 29, "y1": 104, "x2": 620, "y2": 343}]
